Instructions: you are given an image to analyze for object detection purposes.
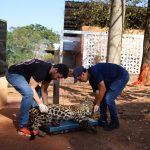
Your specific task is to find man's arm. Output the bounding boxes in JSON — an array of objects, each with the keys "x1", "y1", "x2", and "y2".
[
  {"x1": 29, "y1": 77, "x2": 48, "y2": 113},
  {"x1": 41, "y1": 81, "x2": 49, "y2": 105},
  {"x1": 94, "y1": 80, "x2": 106, "y2": 111},
  {"x1": 29, "y1": 76, "x2": 43, "y2": 106}
]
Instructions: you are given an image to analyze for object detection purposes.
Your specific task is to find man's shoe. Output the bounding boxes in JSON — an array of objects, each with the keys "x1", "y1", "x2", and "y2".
[
  {"x1": 98, "y1": 120, "x2": 108, "y2": 127},
  {"x1": 18, "y1": 127, "x2": 38, "y2": 137},
  {"x1": 104, "y1": 122, "x2": 119, "y2": 131}
]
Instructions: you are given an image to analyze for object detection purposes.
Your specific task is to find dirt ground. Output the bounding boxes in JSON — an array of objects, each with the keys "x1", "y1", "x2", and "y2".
[{"x1": 0, "y1": 76, "x2": 150, "y2": 150}]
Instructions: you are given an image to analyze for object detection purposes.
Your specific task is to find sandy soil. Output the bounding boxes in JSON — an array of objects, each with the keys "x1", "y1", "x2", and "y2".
[{"x1": 0, "y1": 77, "x2": 150, "y2": 150}]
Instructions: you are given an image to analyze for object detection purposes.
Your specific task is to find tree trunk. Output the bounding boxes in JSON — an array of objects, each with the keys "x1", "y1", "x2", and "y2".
[
  {"x1": 132, "y1": 0, "x2": 150, "y2": 85},
  {"x1": 107, "y1": 0, "x2": 125, "y2": 64}
]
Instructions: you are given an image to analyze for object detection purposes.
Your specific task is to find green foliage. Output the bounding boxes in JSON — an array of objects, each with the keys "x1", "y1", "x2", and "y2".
[
  {"x1": 66, "y1": 1, "x2": 147, "y2": 29},
  {"x1": 6, "y1": 49, "x2": 35, "y2": 66},
  {"x1": 73, "y1": 2, "x2": 110, "y2": 28},
  {"x1": 125, "y1": 6, "x2": 147, "y2": 29},
  {"x1": 6, "y1": 24, "x2": 60, "y2": 66},
  {"x1": 42, "y1": 53, "x2": 54, "y2": 63}
]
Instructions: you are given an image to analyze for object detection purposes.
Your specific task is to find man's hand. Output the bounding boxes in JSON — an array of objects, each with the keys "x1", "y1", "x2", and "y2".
[
  {"x1": 39, "y1": 103, "x2": 48, "y2": 113},
  {"x1": 94, "y1": 104, "x2": 100, "y2": 113}
]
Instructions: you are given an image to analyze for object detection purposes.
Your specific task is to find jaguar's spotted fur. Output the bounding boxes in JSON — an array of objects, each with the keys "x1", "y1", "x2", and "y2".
[{"x1": 29, "y1": 100, "x2": 97, "y2": 134}]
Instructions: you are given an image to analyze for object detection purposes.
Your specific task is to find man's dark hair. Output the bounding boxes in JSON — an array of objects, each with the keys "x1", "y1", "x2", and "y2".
[{"x1": 53, "y1": 64, "x2": 69, "y2": 78}]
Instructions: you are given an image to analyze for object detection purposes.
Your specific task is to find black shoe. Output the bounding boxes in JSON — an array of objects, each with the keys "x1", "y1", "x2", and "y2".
[
  {"x1": 98, "y1": 120, "x2": 108, "y2": 127},
  {"x1": 104, "y1": 122, "x2": 119, "y2": 131}
]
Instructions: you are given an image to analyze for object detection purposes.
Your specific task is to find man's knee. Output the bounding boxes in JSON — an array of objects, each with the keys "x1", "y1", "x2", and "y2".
[
  {"x1": 23, "y1": 88, "x2": 33, "y2": 97},
  {"x1": 105, "y1": 94, "x2": 116, "y2": 105}
]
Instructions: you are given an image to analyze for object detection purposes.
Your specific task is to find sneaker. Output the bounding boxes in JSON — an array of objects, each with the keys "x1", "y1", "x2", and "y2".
[
  {"x1": 104, "y1": 122, "x2": 119, "y2": 131},
  {"x1": 18, "y1": 127, "x2": 38, "y2": 137},
  {"x1": 98, "y1": 120, "x2": 108, "y2": 127}
]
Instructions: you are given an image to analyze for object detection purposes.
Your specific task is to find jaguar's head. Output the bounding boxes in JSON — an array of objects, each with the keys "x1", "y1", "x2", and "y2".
[{"x1": 80, "y1": 99, "x2": 94, "y2": 117}]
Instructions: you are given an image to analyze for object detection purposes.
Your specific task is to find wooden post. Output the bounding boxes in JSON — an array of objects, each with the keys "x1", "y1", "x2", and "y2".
[
  {"x1": 53, "y1": 50, "x2": 60, "y2": 104},
  {"x1": 53, "y1": 31, "x2": 64, "y2": 104},
  {"x1": 53, "y1": 80, "x2": 60, "y2": 104}
]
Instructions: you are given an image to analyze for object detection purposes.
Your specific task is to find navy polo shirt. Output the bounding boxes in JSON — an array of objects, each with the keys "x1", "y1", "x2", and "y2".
[
  {"x1": 8, "y1": 59, "x2": 52, "y2": 83},
  {"x1": 88, "y1": 63, "x2": 128, "y2": 92}
]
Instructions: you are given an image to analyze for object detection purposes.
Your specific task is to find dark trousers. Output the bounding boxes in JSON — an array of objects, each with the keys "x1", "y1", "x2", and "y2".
[{"x1": 100, "y1": 73, "x2": 129, "y2": 123}]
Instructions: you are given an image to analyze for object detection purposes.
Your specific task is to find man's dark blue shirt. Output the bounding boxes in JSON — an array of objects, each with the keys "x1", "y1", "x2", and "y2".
[{"x1": 88, "y1": 63, "x2": 128, "y2": 92}]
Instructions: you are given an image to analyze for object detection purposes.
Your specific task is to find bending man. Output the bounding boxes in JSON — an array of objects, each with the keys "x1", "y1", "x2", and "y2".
[
  {"x1": 72, "y1": 63, "x2": 129, "y2": 131},
  {"x1": 6, "y1": 59, "x2": 69, "y2": 136}
]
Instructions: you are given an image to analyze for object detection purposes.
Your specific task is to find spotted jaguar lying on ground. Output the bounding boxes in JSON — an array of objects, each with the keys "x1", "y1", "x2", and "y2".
[{"x1": 29, "y1": 99, "x2": 97, "y2": 136}]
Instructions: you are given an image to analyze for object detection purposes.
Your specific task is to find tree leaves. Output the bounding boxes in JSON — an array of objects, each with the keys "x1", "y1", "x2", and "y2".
[
  {"x1": 6, "y1": 24, "x2": 60, "y2": 65},
  {"x1": 65, "y1": 1, "x2": 147, "y2": 30}
]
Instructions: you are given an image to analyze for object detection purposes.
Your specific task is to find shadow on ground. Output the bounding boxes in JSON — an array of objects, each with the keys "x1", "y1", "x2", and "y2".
[
  {"x1": 0, "y1": 107, "x2": 20, "y2": 129},
  {"x1": 0, "y1": 84, "x2": 150, "y2": 150},
  {"x1": 0, "y1": 100, "x2": 150, "y2": 150}
]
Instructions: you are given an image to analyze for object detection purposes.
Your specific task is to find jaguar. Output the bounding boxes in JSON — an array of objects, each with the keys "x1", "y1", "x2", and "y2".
[{"x1": 29, "y1": 99, "x2": 97, "y2": 136}]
